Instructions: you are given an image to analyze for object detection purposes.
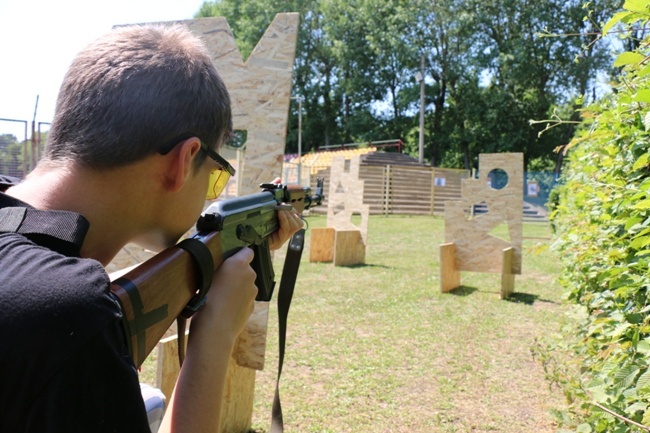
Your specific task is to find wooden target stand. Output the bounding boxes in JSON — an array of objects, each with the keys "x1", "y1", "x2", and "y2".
[
  {"x1": 310, "y1": 156, "x2": 370, "y2": 266},
  {"x1": 310, "y1": 227, "x2": 366, "y2": 266},
  {"x1": 440, "y1": 243, "x2": 516, "y2": 299},
  {"x1": 439, "y1": 153, "x2": 523, "y2": 299}
]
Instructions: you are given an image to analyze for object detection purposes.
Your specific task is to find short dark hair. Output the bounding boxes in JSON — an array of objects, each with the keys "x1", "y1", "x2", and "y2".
[{"x1": 45, "y1": 24, "x2": 231, "y2": 168}]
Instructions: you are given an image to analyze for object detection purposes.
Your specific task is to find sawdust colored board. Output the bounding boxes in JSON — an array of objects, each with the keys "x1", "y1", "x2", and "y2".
[
  {"x1": 440, "y1": 153, "x2": 523, "y2": 298},
  {"x1": 310, "y1": 156, "x2": 370, "y2": 266}
]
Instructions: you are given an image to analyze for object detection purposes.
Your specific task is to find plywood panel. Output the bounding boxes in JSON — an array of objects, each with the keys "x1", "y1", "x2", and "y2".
[
  {"x1": 232, "y1": 302, "x2": 270, "y2": 370},
  {"x1": 309, "y1": 227, "x2": 335, "y2": 263},
  {"x1": 333, "y1": 230, "x2": 365, "y2": 266},
  {"x1": 185, "y1": 15, "x2": 298, "y2": 194},
  {"x1": 155, "y1": 301, "x2": 268, "y2": 431},
  {"x1": 327, "y1": 156, "x2": 370, "y2": 243},
  {"x1": 444, "y1": 153, "x2": 523, "y2": 275}
]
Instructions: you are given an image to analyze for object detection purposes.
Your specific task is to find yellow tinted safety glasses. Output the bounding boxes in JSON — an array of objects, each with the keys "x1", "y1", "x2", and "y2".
[
  {"x1": 158, "y1": 133, "x2": 236, "y2": 201},
  {"x1": 201, "y1": 141, "x2": 235, "y2": 200}
]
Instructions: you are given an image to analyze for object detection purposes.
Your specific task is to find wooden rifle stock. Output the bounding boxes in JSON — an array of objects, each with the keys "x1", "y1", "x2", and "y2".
[
  {"x1": 110, "y1": 231, "x2": 223, "y2": 368},
  {"x1": 109, "y1": 179, "x2": 324, "y2": 369}
]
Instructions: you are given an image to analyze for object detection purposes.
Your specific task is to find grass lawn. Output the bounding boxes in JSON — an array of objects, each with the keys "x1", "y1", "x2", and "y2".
[
  {"x1": 142, "y1": 214, "x2": 569, "y2": 432},
  {"x1": 249, "y1": 214, "x2": 568, "y2": 433}
]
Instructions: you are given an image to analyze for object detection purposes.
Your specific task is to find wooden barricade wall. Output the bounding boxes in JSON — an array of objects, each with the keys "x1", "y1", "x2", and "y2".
[
  {"x1": 310, "y1": 164, "x2": 469, "y2": 216},
  {"x1": 309, "y1": 156, "x2": 369, "y2": 266}
]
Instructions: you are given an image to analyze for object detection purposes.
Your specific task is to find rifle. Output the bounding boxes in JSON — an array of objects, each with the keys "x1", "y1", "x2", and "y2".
[{"x1": 110, "y1": 179, "x2": 324, "y2": 368}]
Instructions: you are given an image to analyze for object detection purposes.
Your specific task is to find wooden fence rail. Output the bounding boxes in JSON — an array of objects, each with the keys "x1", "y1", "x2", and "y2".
[{"x1": 309, "y1": 164, "x2": 470, "y2": 216}]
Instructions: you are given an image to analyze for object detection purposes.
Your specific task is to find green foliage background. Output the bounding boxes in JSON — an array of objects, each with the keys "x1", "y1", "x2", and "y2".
[
  {"x1": 197, "y1": 0, "x2": 620, "y2": 171},
  {"x1": 544, "y1": 1, "x2": 650, "y2": 431},
  {"x1": 0, "y1": 134, "x2": 24, "y2": 178}
]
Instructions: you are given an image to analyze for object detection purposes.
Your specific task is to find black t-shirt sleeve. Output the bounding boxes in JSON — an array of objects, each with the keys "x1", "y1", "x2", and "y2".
[
  {"x1": 20, "y1": 321, "x2": 152, "y2": 433},
  {"x1": 0, "y1": 233, "x2": 152, "y2": 432}
]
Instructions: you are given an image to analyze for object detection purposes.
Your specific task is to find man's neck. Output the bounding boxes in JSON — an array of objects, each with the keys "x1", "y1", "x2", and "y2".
[{"x1": 5, "y1": 160, "x2": 156, "y2": 265}]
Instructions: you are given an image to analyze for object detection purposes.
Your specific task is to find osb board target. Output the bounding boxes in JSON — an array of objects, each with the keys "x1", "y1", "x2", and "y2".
[
  {"x1": 444, "y1": 153, "x2": 523, "y2": 274},
  {"x1": 326, "y1": 155, "x2": 370, "y2": 243}
]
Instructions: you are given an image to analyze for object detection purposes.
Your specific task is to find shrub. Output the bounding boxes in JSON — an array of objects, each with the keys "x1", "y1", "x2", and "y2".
[{"x1": 546, "y1": 2, "x2": 650, "y2": 431}]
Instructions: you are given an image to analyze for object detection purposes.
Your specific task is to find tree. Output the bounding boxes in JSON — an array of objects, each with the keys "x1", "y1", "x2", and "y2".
[
  {"x1": 432, "y1": 0, "x2": 619, "y2": 169},
  {"x1": 197, "y1": 0, "x2": 619, "y2": 171},
  {"x1": 0, "y1": 138, "x2": 24, "y2": 178},
  {"x1": 0, "y1": 134, "x2": 17, "y2": 152}
]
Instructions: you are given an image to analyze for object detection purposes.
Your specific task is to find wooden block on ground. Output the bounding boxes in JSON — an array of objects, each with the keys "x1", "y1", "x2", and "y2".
[
  {"x1": 232, "y1": 302, "x2": 269, "y2": 370},
  {"x1": 219, "y1": 360, "x2": 256, "y2": 433},
  {"x1": 155, "y1": 304, "x2": 267, "y2": 432},
  {"x1": 440, "y1": 242, "x2": 460, "y2": 293},
  {"x1": 156, "y1": 331, "x2": 186, "y2": 401},
  {"x1": 156, "y1": 337, "x2": 257, "y2": 433},
  {"x1": 310, "y1": 227, "x2": 335, "y2": 262},
  {"x1": 334, "y1": 230, "x2": 365, "y2": 266},
  {"x1": 500, "y1": 247, "x2": 515, "y2": 299}
]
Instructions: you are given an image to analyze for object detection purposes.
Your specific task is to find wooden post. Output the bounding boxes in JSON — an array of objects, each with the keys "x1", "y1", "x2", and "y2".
[
  {"x1": 384, "y1": 165, "x2": 391, "y2": 216},
  {"x1": 430, "y1": 168, "x2": 436, "y2": 216},
  {"x1": 440, "y1": 242, "x2": 460, "y2": 293},
  {"x1": 500, "y1": 247, "x2": 515, "y2": 299},
  {"x1": 156, "y1": 333, "x2": 186, "y2": 401},
  {"x1": 333, "y1": 230, "x2": 365, "y2": 266},
  {"x1": 156, "y1": 302, "x2": 270, "y2": 432},
  {"x1": 218, "y1": 362, "x2": 256, "y2": 433},
  {"x1": 309, "y1": 227, "x2": 335, "y2": 262}
]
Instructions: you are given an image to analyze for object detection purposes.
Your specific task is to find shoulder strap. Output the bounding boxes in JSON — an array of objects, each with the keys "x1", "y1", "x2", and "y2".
[
  {"x1": 0, "y1": 207, "x2": 89, "y2": 256},
  {"x1": 0, "y1": 175, "x2": 21, "y2": 192}
]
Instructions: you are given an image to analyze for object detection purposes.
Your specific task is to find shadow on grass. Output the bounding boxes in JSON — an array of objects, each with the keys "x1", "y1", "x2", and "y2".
[
  {"x1": 340, "y1": 263, "x2": 391, "y2": 269},
  {"x1": 442, "y1": 287, "x2": 558, "y2": 306},
  {"x1": 505, "y1": 292, "x2": 558, "y2": 306},
  {"x1": 444, "y1": 285, "x2": 478, "y2": 296}
]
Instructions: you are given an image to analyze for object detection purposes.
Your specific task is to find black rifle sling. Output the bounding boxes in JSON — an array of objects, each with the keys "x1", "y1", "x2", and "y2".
[
  {"x1": 270, "y1": 228, "x2": 306, "y2": 433},
  {"x1": 175, "y1": 237, "x2": 215, "y2": 366}
]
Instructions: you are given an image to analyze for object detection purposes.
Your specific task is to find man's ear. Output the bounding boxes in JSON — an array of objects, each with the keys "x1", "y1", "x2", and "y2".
[{"x1": 165, "y1": 137, "x2": 202, "y2": 193}]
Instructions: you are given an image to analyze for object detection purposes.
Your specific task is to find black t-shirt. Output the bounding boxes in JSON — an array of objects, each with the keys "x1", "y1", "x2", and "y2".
[{"x1": 0, "y1": 193, "x2": 151, "y2": 432}]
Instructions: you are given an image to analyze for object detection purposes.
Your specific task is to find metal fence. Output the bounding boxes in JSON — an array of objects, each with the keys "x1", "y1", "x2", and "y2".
[{"x1": 0, "y1": 118, "x2": 48, "y2": 180}]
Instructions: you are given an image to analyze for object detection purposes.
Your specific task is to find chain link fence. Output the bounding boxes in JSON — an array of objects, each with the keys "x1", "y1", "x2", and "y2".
[{"x1": 0, "y1": 119, "x2": 48, "y2": 180}]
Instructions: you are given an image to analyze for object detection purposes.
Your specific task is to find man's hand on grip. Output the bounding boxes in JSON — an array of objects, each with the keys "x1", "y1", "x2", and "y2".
[
  {"x1": 267, "y1": 176, "x2": 304, "y2": 250},
  {"x1": 190, "y1": 246, "x2": 257, "y2": 341},
  {"x1": 269, "y1": 207, "x2": 304, "y2": 250}
]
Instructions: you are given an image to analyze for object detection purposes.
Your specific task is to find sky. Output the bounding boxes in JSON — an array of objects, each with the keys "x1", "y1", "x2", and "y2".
[{"x1": 0, "y1": 0, "x2": 206, "y2": 140}]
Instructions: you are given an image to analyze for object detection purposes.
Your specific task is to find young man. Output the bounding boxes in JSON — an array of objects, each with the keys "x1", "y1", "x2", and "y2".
[{"x1": 0, "y1": 24, "x2": 303, "y2": 432}]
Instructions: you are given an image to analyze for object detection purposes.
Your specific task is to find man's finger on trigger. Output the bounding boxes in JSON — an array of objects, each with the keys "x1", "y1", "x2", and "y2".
[
  {"x1": 290, "y1": 210, "x2": 303, "y2": 223},
  {"x1": 236, "y1": 246, "x2": 255, "y2": 263}
]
